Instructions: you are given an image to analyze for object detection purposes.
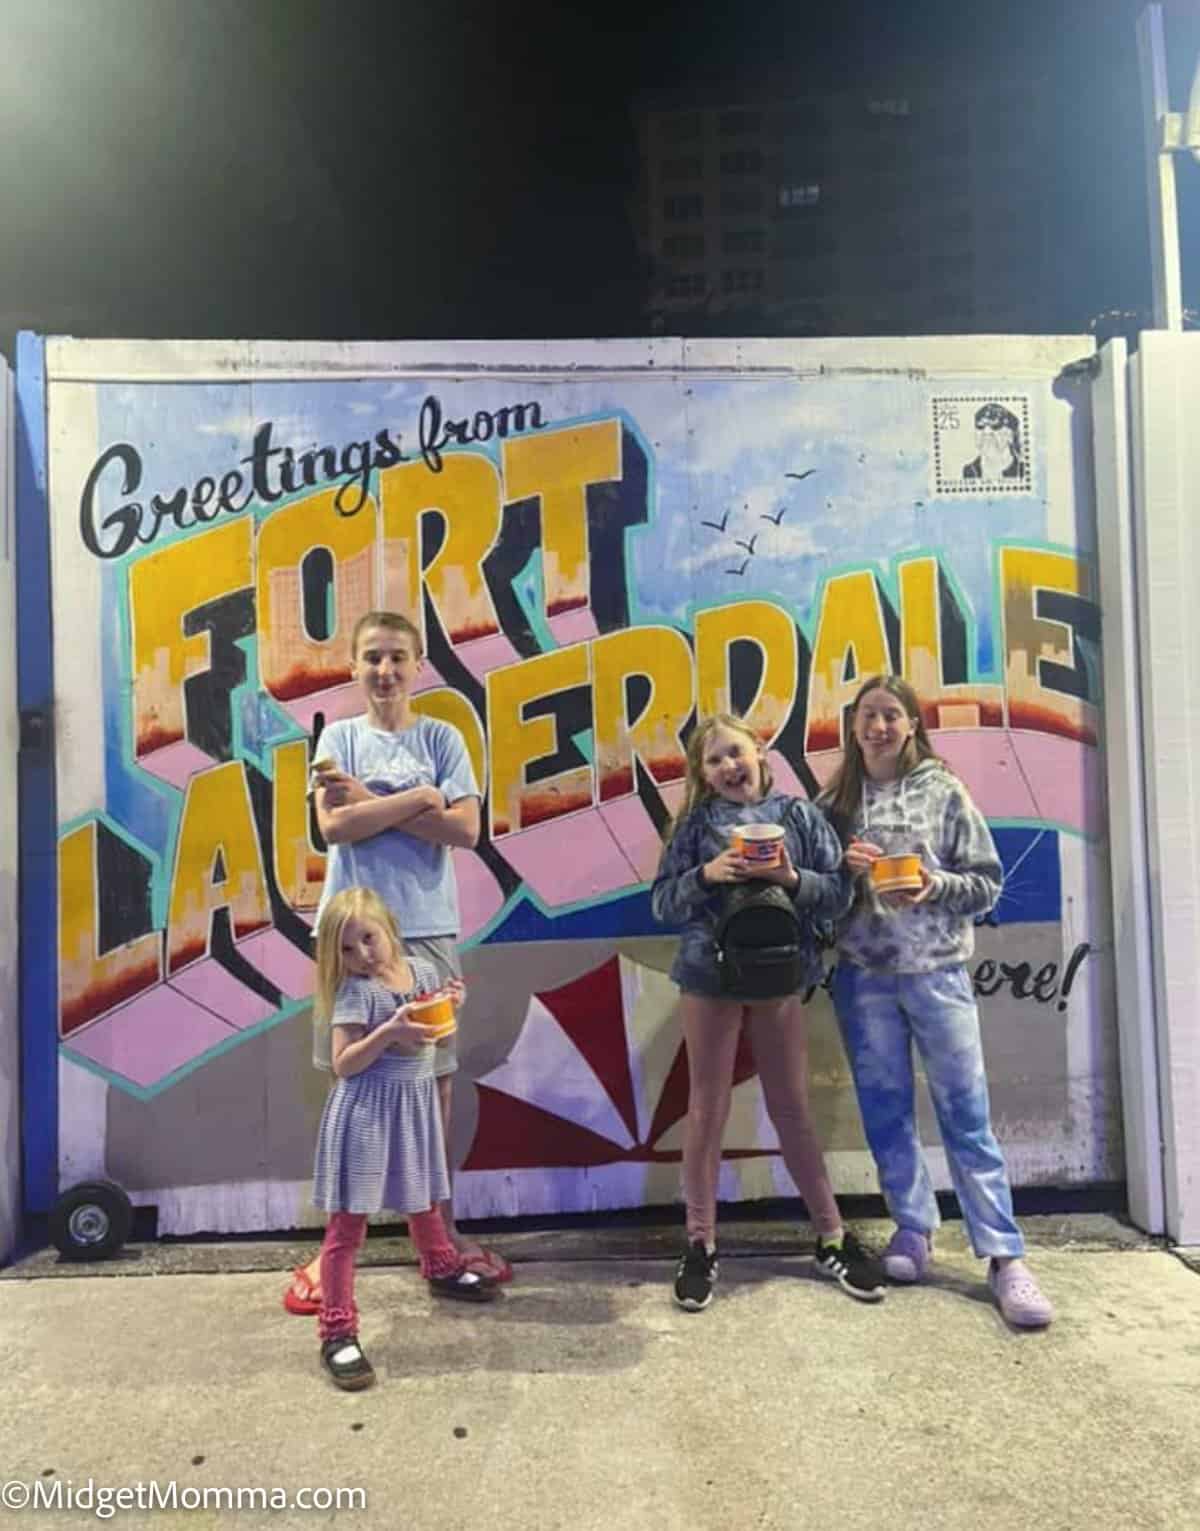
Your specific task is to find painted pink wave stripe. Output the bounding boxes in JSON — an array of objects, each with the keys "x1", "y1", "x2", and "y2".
[
  {"x1": 168, "y1": 958, "x2": 277, "y2": 1029},
  {"x1": 274, "y1": 680, "x2": 367, "y2": 733},
  {"x1": 235, "y1": 928, "x2": 316, "y2": 999},
  {"x1": 136, "y1": 739, "x2": 214, "y2": 791},
  {"x1": 809, "y1": 729, "x2": 1100, "y2": 835},
  {"x1": 453, "y1": 847, "x2": 507, "y2": 941},
  {"x1": 452, "y1": 632, "x2": 523, "y2": 685},
  {"x1": 499, "y1": 809, "x2": 641, "y2": 910},
  {"x1": 595, "y1": 778, "x2": 685, "y2": 886},
  {"x1": 504, "y1": 730, "x2": 1100, "y2": 913},
  {"x1": 547, "y1": 609, "x2": 599, "y2": 647},
  {"x1": 65, "y1": 987, "x2": 237, "y2": 1089},
  {"x1": 596, "y1": 796, "x2": 667, "y2": 886},
  {"x1": 935, "y1": 730, "x2": 1100, "y2": 832}
]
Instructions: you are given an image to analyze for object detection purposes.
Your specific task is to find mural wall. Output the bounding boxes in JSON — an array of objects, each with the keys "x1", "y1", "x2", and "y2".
[{"x1": 37, "y1": 337, "x2": 1119, "y2": 1233}]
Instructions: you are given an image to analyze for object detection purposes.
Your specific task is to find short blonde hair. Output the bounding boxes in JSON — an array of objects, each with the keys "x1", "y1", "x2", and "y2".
[
  {"x1": 350, "y1": 609, "x2": 423, "y2": 660},
  {"x1": 313, "y1": 887, "x2": 404, "y2": 1022}
]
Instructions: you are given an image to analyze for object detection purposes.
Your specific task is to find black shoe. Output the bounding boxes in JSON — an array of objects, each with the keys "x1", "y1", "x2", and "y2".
[
  {"x1": 814, "y1": 1230, "x2": 887, "y2": 1302},
  {"x1": 673, "y1": 1240, "x2": 718, "y2": 1312},
  {"x1": 428, "y1": 1268, "x2": 500, "y2": 1303},
  {"x1": 320, "y1": 1334, "x2": 376, "y2": 1391}
]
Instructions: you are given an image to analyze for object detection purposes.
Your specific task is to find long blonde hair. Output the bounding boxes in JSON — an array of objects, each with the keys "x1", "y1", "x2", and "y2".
[
  {"x1": 313, "y1": 887, "x2": 404, "y2": 1022},
  {"x1": 665, "y1": 713, "x2": 774, "y2": 842},
  {"x1": 820, "y1": 675, "x2": 945, "y2": 838}
]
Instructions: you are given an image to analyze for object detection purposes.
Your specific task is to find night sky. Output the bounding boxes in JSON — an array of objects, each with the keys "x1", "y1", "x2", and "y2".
[{"x1": 1, "y1": 0, "x2": 1198, "y2": 356}]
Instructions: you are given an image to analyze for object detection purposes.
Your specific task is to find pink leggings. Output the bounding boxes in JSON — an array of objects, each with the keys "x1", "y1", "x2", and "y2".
[
  {"x1": 318, "y1": 1206, "x2": 463, "y2": 1341},
  {"x1": 679, "y1": 993, "x2": 842, "y2": 1248}
]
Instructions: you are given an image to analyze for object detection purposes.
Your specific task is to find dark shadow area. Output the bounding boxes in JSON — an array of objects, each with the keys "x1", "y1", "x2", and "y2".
[{"x1": 4, "y1": 0, "x2": 1196, "y2": 358}]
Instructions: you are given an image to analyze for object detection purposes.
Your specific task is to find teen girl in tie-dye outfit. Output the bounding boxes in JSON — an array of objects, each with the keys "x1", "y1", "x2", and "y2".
[{"x1": 822, "y1": 675, "x2": 1053, "y2": 1328}]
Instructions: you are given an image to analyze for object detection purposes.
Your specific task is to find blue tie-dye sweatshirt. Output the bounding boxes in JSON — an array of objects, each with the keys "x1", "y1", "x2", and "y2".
[
  {"x1": 651, "y1": 791, "x2": 852, "y2": 996},
  {"x1": 829, "y1": 759, "x2": 1003, "y2": 974}
]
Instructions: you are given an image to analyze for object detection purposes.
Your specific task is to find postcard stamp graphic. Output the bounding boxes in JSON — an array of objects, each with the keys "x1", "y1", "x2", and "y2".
[{"x1": 931, "y1": 395, "x2": 1032, "y2": 497}]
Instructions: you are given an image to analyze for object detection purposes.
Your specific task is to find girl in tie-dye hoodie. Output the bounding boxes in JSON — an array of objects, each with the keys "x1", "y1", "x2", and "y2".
[{"x1": 820, "y1": 675, "x2": 1054, "y2": 1328}]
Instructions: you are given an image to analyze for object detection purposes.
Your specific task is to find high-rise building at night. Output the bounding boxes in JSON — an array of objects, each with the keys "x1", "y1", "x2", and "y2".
[{"x1": 635, "y1": 82, "x2": 1053, "y2": 336}]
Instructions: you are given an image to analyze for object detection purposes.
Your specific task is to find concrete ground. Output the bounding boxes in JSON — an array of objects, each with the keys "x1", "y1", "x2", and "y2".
[{"x1": 1, "y1": 1215, "x2": 1198, "y2": 1531}]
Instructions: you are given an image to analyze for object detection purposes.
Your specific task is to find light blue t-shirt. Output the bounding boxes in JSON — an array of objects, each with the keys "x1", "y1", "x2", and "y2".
[{"x1": 313, "y1": 714, "x2": 479, "y2": 939}]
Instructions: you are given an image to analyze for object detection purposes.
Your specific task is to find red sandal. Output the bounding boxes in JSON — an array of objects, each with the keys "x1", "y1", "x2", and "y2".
[
  {"x1": 459, "y1": 1247, "x2": 514, "y2": 1284},
  {"x1": 283, "y1": 1265, "x2": 321, "y2": 1316}
]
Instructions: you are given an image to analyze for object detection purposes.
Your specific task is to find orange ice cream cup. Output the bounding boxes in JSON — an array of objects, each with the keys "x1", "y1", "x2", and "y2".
[
  {"x1": 730, "y1": 822, "x2": 785, "y2": 867},
  {"x1": 870, "y1": 854, "x2": 924, "y2": 893},
  {"x1": 409, "y1": 990, "x2": 457, "y2": 1040}
]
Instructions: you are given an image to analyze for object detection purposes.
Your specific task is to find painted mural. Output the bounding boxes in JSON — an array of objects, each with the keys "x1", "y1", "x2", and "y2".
[{"x1": 42, "y1": 339, "x2": 1118, "y2": 1233}]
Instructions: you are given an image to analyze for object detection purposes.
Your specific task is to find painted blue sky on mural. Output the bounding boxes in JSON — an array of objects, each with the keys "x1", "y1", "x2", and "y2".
[{"x1": 87, "y1": 371, "x2": 1055, "y2": 942}]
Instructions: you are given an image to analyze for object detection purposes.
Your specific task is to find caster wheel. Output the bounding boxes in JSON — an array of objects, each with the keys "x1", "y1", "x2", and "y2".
[{"x1": 48, "y1": 1180, "x2": 133, "y2": 1260}]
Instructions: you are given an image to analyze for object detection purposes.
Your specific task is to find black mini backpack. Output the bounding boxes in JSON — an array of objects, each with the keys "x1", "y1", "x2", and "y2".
[{"x1": 712, "y1": 881, "x2": 806, "y2": 1000}]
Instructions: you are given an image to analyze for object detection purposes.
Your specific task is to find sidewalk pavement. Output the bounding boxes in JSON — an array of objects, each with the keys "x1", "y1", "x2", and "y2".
[{"x1": 1, "y1": 1214, "x2": 1198, "y2": 1531}]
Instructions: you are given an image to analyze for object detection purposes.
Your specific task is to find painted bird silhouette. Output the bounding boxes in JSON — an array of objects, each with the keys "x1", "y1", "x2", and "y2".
[
  {"x1": 761, "y1": 506, "x2": 787, "y2": 525},
  {"x1": 724, "y1": 558, "x2": 751, "y2": 577},
  {"x1": 784, "y1": 470, "x2": 817, "y2": 481},
  {"x1": 733, "y1": 533, "x2": 758, "y2": 555},
  {"x1": 699, "y1": 510, "x2": 730, "y2": 532}
]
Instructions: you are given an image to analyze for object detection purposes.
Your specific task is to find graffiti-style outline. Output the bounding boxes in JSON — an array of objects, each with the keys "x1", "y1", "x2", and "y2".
[{"x1": 55, "y1": 393, "x2": 1104, "y2": 1102}]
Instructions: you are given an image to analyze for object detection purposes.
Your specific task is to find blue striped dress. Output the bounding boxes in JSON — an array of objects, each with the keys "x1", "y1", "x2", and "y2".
[{"x1": 311, "y1": 957, "x2": 449, "y2": 1215}]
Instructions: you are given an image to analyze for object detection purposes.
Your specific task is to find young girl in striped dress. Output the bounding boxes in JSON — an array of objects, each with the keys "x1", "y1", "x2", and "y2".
[{"x1": 309, "y1": 887, "x2": 498, "y2": 1392}]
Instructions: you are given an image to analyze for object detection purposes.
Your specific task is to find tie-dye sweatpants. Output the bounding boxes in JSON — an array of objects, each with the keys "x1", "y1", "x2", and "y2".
[{"x1": 831, "y1": 962, "x2": 1024, "y2": 1259}]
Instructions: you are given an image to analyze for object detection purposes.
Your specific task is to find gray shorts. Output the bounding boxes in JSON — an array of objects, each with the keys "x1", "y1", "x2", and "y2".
[{"x1": 406, "y1": 935, "x2": 461, "y2": 1078}]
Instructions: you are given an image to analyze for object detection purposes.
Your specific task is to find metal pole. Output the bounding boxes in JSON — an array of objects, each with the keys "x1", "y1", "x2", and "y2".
[{"x1": 1137, "y1": 5, "x2": 1184, "y2": 330}]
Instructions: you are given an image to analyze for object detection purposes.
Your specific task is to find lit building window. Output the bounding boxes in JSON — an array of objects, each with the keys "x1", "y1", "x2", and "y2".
[{"x1": 778, "y1": 183, "x2": 821, "y2": 209}]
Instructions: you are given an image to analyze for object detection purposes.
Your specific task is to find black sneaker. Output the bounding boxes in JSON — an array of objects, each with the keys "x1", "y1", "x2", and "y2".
[
  {"x1": 320, "y1": 1334, "x2": 376, "y2": 1391},
  {"x1": 428, "y1": 1268, "x2": 500, "y2": 1303},
  {"x1": 673, "y1": 1240, "x2": 718, "y2": 1312},
  {"x1": 813, "y1": 1230, "x2": 887, "y2": 1302}
]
